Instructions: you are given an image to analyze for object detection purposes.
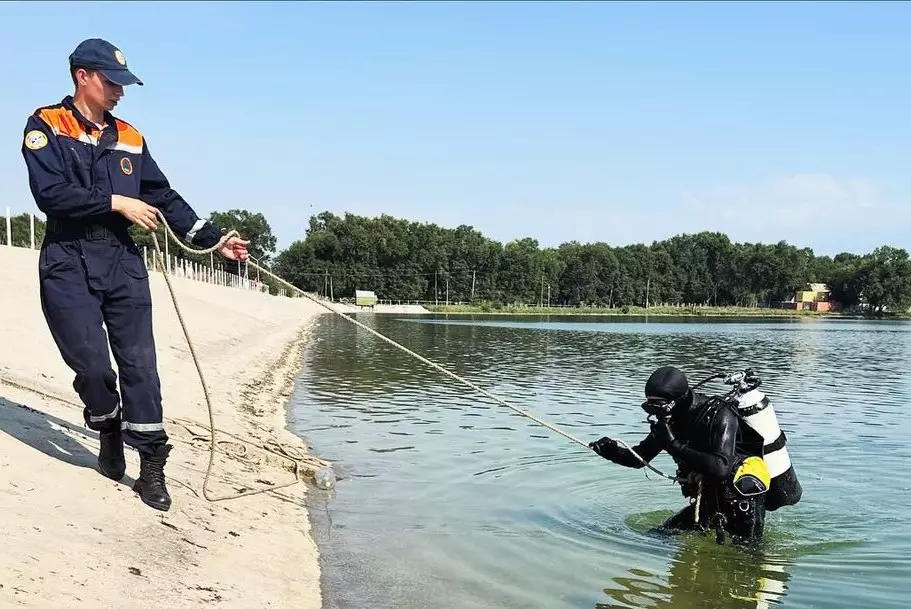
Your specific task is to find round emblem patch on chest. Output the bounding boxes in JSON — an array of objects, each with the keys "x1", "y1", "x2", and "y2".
[
  {"x1": 120, "y1": 157, "x2": 133, "y2": 175},
  {"x1": 24, "y1": 130, "x2": 48, "y2": 150}
]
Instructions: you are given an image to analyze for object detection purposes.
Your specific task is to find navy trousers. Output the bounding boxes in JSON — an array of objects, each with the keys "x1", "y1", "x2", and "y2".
[{"x1": 38, "y1": 232, "x2": 168, "y2": 456}]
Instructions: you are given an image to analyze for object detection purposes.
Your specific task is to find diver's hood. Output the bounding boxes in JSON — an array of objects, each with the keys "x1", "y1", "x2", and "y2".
[{"x1": 645, "y1": 366, "x2": 691, "y2": 403}]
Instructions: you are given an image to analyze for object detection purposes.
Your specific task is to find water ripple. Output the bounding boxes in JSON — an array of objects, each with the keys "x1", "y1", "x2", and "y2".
[{"x1": 293, "y1": 314, "x2": 911, "y2": 609}]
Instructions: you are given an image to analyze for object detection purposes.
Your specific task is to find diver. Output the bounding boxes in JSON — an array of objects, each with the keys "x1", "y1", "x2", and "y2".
[{"x1": 589, "y1": 366, "x2": 791, "y2": 545}]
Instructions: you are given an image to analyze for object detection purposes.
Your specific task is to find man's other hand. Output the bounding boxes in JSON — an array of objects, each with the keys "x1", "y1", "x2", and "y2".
[
  {"x1": 112, "y1": 195, "x2": 159, "y2": 231},
  {"x1": 217, "y1": 236, "x2": 250, "y2": 261}
]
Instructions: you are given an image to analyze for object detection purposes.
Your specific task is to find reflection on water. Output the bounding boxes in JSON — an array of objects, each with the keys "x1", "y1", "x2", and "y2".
[
  {"x1": 599, "y1": 534, "x2": 792, "y2": 609},
  {"x1": 290, "y1": 314, "x2": 911, "y2": 609}
]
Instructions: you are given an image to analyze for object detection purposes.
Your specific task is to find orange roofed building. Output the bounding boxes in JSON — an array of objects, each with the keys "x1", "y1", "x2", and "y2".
[{"x1": 784, "y1": 283, "x2": 840, "y2": 312}]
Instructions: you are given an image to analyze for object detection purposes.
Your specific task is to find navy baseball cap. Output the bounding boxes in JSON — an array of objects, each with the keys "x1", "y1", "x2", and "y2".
[{"x1": 69, "y1": 38, "x2": 143, "y2": 86}]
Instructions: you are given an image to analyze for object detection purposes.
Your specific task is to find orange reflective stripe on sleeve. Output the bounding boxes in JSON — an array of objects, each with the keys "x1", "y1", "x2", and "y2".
[
  {"x1": 37, "y1": 107, "x2": 96, "y2": 144},
  {"x1": 114, "y1": 119, "x2": 143, "y2": 154}
]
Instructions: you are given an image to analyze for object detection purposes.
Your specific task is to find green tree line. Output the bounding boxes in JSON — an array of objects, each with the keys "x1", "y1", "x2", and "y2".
[
  {"x1": 271, "y1": 211, "x2": 911, "y2": 315},
  {"x1": 5, "y1": 209, "x2": 910, "y2": 314}
]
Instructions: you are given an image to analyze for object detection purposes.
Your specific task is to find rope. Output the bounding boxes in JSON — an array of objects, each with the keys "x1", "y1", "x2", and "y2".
[
  {"x1": 0, "y1": 372, "x2": 329, "y2": 487},
  {"x1": 150, "y1": 211, "x2": 677, "y2": 483},
  {"x1": 148, "y1": 222, "x2": 315, "y2": 501}
]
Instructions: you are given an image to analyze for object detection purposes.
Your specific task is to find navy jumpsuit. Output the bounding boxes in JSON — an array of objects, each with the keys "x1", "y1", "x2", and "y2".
[{"x1": 21, "y1": 95, "x2": 224, "y2": 455}]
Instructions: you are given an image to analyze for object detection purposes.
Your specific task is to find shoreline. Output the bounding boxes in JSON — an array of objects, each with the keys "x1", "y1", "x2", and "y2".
[
  {"x1": 421, "y1": 305, "x2": 908, "y2": 320},
  {"x1": 0, "y1": 245, "x2": 329, "y2": 608}
]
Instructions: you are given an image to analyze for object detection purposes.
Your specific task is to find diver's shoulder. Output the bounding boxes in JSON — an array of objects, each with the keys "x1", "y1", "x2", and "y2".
[{"x1": 692, "y1": 391, "x2": 714, "y2": 406}]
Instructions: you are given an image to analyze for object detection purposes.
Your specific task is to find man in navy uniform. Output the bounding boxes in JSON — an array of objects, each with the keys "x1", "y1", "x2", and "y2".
[{"x1": 20, "y1": 38, "x2": 249, "y2": 511}]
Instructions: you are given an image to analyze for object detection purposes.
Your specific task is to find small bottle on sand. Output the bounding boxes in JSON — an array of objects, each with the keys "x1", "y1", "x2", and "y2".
[{"x1": 315, "y1": 467, "x2": 336, "y2": 490}]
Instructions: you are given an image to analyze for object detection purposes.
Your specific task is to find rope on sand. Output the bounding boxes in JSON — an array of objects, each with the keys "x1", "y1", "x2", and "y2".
[{"x1": 150, "y1": 211, "x2": 678, "y2": 488}]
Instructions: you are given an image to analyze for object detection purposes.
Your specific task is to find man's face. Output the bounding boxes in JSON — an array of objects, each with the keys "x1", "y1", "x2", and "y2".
[{"x1": 75, "y1": 68, "x2": 124, "y2": 113}]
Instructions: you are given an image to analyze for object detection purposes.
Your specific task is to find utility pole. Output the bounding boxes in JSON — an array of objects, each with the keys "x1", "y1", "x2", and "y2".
[
  {"x1": 471, "y1": 270, "x2": 476, "y2": 301},
  {"x1": 435, "y1": 271, "x2": 438, "y2": 306}
]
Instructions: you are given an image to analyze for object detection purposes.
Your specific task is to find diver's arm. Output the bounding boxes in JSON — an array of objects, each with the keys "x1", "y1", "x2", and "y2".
[
  {"x1": 662, "y1": 409, "x2": 738, "y2": 480},
  {"x1": 590, "y1": 432, "x2": 663, "y2": 468}
]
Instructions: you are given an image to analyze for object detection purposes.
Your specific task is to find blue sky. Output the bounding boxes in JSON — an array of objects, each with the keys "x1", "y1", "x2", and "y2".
[{"x1": 1, "y1": 1, "x2": 908, "y2": 257}]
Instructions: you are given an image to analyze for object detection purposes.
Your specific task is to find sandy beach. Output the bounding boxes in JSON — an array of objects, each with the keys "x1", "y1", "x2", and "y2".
[{"x1": 0, "y1": 244, "x2": 328, "y2": 608}]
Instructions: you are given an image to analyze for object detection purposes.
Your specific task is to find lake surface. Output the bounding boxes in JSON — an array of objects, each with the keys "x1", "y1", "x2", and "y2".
[{"x1": 288, "y1": 314, "x2": 911, "y2": 609}]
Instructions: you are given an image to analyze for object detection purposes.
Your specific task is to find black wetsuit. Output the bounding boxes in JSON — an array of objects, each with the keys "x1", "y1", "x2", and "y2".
[{"x1": 598, "y1": 393, "x2": 766, "y2": 544}]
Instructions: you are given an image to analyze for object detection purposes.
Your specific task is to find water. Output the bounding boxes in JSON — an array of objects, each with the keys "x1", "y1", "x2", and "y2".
[{"x1": 289, "y1": 314, "x2": 911, "y2": 609}]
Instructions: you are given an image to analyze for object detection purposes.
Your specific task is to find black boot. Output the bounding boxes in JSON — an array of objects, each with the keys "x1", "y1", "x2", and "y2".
[
  {"x1": 98, "y1": 427, "x2": 126, "y2": 481},
  {"x1": 132, "y1": 444, "x2": 173, "y2": 511}
]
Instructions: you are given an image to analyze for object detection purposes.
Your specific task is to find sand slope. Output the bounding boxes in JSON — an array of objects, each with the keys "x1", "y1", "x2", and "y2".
[{"x1": 0, "y1": 245, "x2": 328, "y2": 608}]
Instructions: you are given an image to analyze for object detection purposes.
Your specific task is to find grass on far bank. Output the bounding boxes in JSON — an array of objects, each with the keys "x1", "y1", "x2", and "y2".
[{"x1": 424, "y1": 303, "x2": 870, "y2": 318}]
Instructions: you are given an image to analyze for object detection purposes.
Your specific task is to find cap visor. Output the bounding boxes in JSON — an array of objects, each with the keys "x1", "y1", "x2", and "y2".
[{"x1": 101, "y1": 68, "x2": 143, "y2": 86}]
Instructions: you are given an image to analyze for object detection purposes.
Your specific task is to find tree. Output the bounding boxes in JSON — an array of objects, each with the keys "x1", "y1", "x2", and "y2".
[
  {"x1": 858, "y1": 246, "x2": 911, "y2": 315},
  {"x1": 209, "y1": 209, "x2": 277, "y2": 262},
  {"x1": 6, "y1": 213, "x2": 45, "y2": 248}
]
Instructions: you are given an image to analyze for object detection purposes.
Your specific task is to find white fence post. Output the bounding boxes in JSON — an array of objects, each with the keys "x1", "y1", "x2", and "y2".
[{"x1": 5, "y1": 207, "x2": 10, "y2": 247}]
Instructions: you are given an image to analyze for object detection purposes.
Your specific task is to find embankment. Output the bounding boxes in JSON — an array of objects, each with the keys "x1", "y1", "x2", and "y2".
[{"x1": 0, "y1": 245, "x2": 328, "y2": 608}]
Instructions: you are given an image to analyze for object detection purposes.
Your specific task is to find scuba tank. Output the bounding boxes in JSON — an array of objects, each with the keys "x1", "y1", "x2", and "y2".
[{"x1": 695, "y1": 369, "x2": 803, "y2": 512}]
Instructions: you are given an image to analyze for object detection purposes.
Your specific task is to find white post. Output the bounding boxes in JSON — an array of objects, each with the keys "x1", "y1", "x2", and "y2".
[
  {"x1": 30, "y1": 213, "x2": 35, "y2": 249},
  {"x1": 4, "y1": 207, "x2": 10, "y2": 247}
]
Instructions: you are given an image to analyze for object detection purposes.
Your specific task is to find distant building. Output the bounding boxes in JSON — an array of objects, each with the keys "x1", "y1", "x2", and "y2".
[
  {"x1": 355, "y1": 290, "x2": 377, "y2": 308},
  {"x1": 783, "y1": 283, "x2": 840, "y2": 312}
]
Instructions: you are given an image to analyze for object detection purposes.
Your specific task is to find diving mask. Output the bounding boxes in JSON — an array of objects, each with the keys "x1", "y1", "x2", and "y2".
[{"x1": 641, "y1": 397, "x2": 675, "y2": 420}]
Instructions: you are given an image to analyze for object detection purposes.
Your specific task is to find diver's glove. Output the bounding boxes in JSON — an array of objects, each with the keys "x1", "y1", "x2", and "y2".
[
  {"x1": 650, "y1": 419, "x2": 677, "y2": 449},
  {"x1": 589, "y1": 436, "x2": 626, "y2": 462}
]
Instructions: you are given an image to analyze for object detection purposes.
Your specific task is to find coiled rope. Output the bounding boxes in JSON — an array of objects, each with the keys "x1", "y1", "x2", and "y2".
[{"x1": 149, "y1": 211, "x2": 678, "y2": 486}]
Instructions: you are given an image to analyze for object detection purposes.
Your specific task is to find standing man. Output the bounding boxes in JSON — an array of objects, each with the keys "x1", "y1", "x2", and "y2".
[{"x1": 20, "y1": 38, "x2": 249, "y2": 512}]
